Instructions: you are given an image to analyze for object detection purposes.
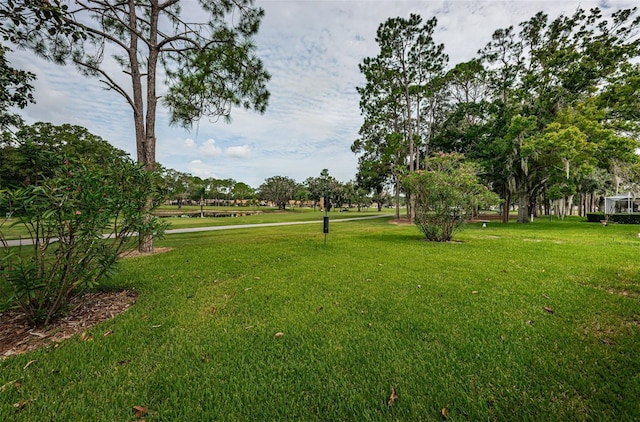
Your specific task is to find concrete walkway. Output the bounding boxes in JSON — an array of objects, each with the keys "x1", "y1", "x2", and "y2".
[{"x1": 3, "y1": 214, "x2": 391, "y2": 247}]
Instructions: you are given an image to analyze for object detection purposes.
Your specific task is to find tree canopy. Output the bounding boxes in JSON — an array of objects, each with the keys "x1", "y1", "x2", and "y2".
[
  {"x1": 0, "y1": 122, "x2": 128, "y2": 188},
  {"x1": 258, "y1": 176, "x2": 298, "y2": 210},
  {"x1": 354, "y1": 7, "x2": 640, "y2": 223},
  {"x1": 353, "y1": 14, "x2": 448, "y2": 219}
]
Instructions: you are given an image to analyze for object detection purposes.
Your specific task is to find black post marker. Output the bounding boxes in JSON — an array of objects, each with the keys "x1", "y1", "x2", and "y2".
[{"x1": 323, "y1": 195, "x2": 330, "y2": 245}]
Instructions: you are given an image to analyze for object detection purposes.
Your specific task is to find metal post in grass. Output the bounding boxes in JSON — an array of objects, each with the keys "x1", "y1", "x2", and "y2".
[{"x1": 323, "y1": 194, "x2": 330, "y2": 246}]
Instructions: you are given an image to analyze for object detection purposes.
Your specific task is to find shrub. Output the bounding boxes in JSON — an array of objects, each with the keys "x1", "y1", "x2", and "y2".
[
  {"x1": 586, "y1": 213, "x2": 640, "y2": 224},
  {"x1": 608, "y1": 213, "x2": 640, "y2": 224},
  {"x1": 0, "y1": 157, "x2": 166, "y2": 326},
  {"x1": 586, "y1": 213, "x2": 605, "y2": 223},
  {"x1": 404, "y1": 153, "x2": 500, "y2": 242}
]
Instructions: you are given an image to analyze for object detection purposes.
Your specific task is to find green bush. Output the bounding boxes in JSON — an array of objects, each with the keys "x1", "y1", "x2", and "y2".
[
  {"x1": 586, "y1": 212, "x2": 605, "y2": 222},
  {"x1": 608, "y1": 213, "x2": 640, "y2": 224},
  {"x1": 404, "y1": 153, "x2": 500, "y2": 242},
  {"x1": 0, "y1": 157, "x2": 166, "y2": 326},
  {"x1": 587, "y1": 213, "x2": 640, "y2": 224}
]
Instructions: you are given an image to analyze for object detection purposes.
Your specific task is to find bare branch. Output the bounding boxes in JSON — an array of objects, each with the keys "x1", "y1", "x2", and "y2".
[{"x1": 73, "y1": 58, "x2": 135, "y2": 110}]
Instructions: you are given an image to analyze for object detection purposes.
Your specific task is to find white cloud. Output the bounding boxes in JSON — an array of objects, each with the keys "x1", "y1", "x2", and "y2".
[
  {"x1": 188, "y1": 160, "x2": 218, "y2": 179},
  {"x1": 199, "y1": 139, "x2": 223, "y2": 157},
  {"x1": 225, "y1": 145, "x2": 252, "y2": 158}
]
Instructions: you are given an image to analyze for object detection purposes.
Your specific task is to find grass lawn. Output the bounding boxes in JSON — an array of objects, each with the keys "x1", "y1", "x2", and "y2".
[
  {"x1": 1, "y1": 216, "x2": 639, "y2": 420},
  {"x1": 162, "y1": 207, "x2": 391, "y2": 229}
]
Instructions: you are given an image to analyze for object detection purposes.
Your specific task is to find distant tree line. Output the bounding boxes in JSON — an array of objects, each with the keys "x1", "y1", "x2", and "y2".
[
  {"x1": 0, "y1": 123, "x2": 388, "y2": 212},
  {"x1": 157, "y1": 168, "x2": 390, "y2": 212}
]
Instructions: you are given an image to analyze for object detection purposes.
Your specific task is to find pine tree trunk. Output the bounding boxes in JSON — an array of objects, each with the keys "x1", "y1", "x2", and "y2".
[{"x1": 124, "y1": 1, "x2": 154, "y2": 253}]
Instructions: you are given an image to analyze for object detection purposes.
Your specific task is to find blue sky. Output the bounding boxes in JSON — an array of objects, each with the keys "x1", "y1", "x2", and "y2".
[{"x1": 7, "y1": 0, "x2": 636, "y2": 188}]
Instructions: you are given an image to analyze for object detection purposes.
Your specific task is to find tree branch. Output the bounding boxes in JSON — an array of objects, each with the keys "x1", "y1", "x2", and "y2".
[{"x1": 73, "y1": 58, "x2": 135, "y2": 110}]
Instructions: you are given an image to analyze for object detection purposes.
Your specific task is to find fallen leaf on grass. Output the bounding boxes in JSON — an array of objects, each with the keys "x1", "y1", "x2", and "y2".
[
  {"x1": 274, "y1": 332, "x2": 284, "y2": 339},
  {"x1": 442, "y1": 407, "x2": 448, "y2": 419},
  {"x1": 0, "y1": 380, "x2": 17, "y2": 392},
  {"x1": 14, "y1": 400, "x2": 28, "y2": 409},
  {"x1": 388, "y1": 386, "x2": 397, "y2": 406},
  {"x1": 543, "y1": 306, "x2": 554, "y2": 314},
  {"x1": 23, "y1": 360, "x2": 37, "y2": 370},
  {"x1": 133, "y1": 405, "x2": 148, "y2": 418}
]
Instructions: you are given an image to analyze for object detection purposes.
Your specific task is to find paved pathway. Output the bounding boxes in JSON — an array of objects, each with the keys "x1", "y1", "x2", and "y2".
[{"x1": 3, "y1": 214, "x2": 391, "y2": 247}]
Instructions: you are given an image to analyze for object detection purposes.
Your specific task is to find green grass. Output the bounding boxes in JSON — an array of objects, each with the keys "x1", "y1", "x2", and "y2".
[
  {"x1": 0, "y1": 219, "x2": 31, "y2": 241},
  {"x1": 1, "y1": 217, "x2": 639, "y2": 420},
  {"x1": 162, "y1": 207, "x2": 390, "y2": 229}
]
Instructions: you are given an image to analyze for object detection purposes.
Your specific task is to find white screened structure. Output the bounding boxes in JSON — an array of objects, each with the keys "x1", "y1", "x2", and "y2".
[{"x1": 604, "y1": 192, "x2": 639, "y2": 214}]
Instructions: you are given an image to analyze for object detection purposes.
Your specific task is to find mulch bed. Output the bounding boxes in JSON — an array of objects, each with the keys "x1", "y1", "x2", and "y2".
[
  {"x1": 0, "y1": 247, "x2": 171, "y2": 358},
  {"x1": 0, "y1": 290, "x2": 137, "y2": 358}
]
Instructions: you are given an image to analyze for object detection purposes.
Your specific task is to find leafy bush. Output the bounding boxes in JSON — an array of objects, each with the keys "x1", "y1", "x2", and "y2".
[
  {"x1": 404, "y1": 153, "x2": 500, "y2": 242},
  {"x1": 0, "y1": 157, "x2": 166, "y2": 326}
]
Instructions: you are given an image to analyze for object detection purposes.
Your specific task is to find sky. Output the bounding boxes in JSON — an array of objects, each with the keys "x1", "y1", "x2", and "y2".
[{"x1": 6, "y1": 0, "x2": 637, "y2": 188}]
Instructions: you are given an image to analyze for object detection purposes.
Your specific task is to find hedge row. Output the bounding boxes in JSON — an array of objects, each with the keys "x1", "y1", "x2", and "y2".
[
  {"x1": 587, "y1": 213, "x2": 640, "y2": 224},
  {"x1": 586, "y1": 213, "x2": 605, "y2": 223}
]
